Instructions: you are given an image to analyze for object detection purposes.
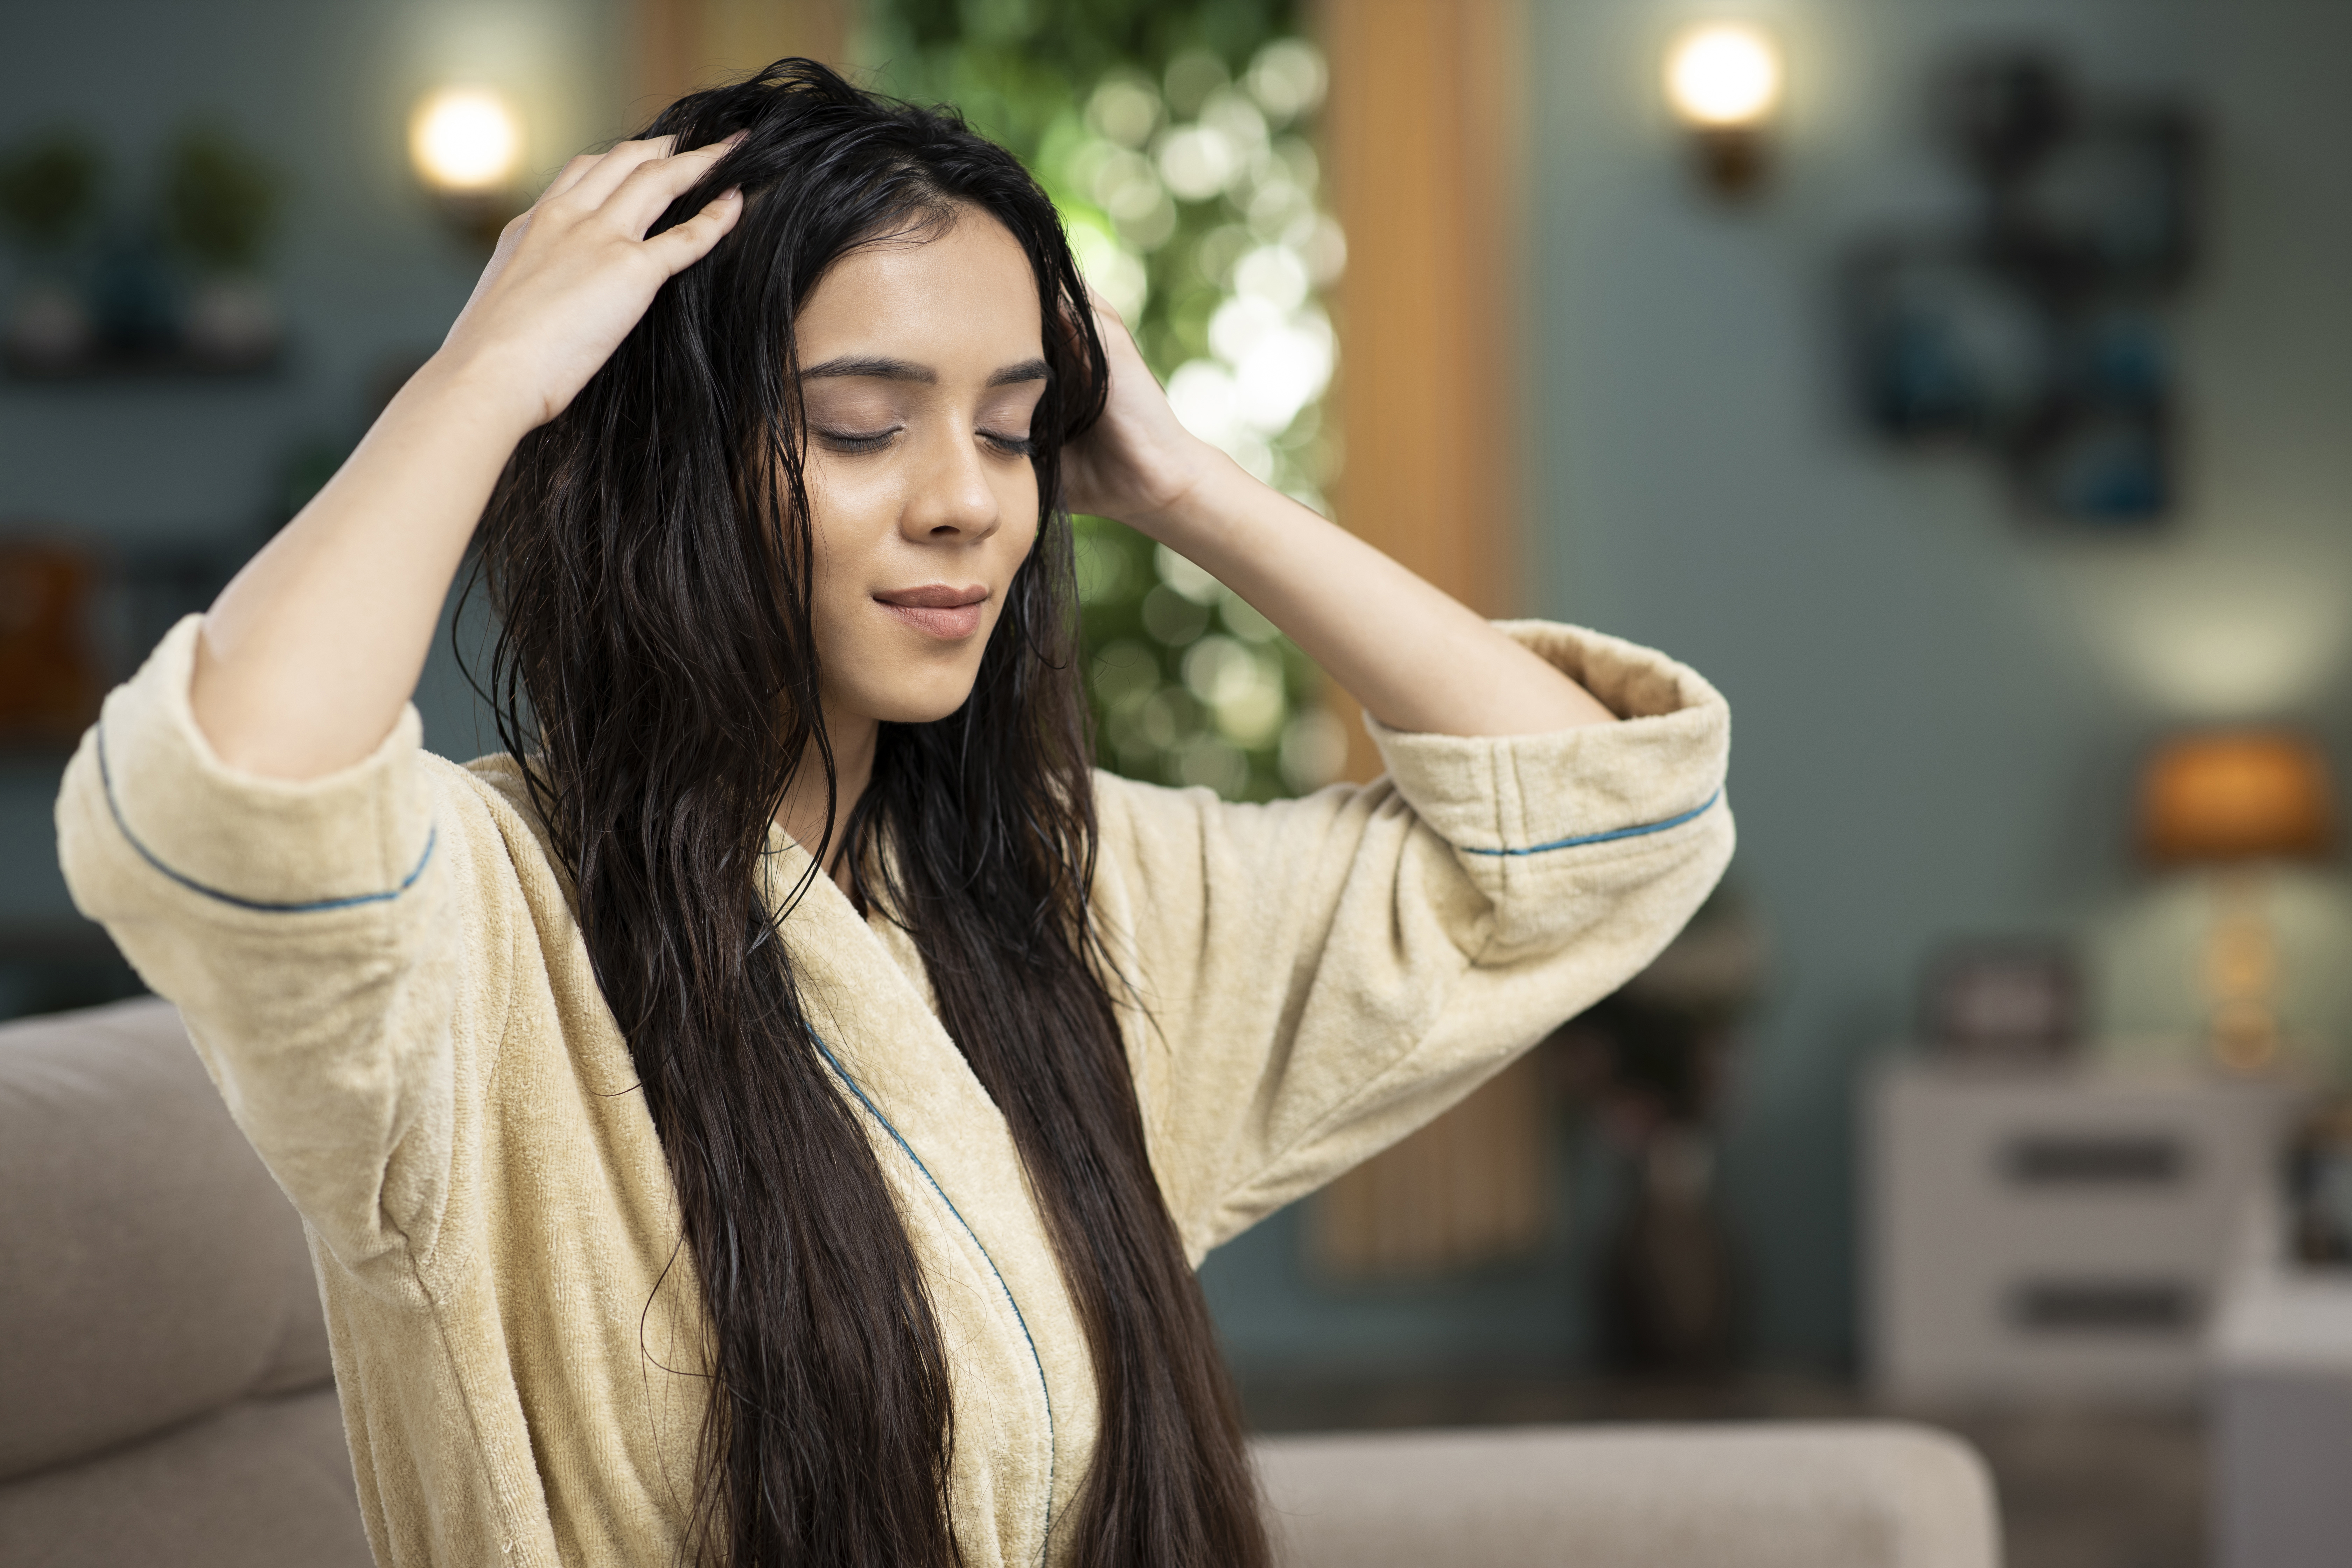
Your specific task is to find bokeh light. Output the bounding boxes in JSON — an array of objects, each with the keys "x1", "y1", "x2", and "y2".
[
  {"x1": 409, "y1": 87, "x2": 522, "y2": 194},
  {"x1": 1664, "y1": 24, "x2": 1783, "y2": 129}
]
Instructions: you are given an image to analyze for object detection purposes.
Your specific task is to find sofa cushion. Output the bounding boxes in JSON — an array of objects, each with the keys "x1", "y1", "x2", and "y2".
[
  {"x1": 0, "y1": 998, "x2": 334, "y2": 1481},
  {"x1": 0, "y1": 1386, "x2": 371, "y2": 1568},
  {"x1": 1252, "y1": 1422, "x2": 2000, "y2": 1568}
]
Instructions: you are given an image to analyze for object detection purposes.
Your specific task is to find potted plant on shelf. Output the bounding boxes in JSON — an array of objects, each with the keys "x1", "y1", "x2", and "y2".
[
  {"x1": 0, "y1": 130, "x2": 105, "y2": 373},
  {"x1": 160, "y1": 121, "x2": 284, "y2": 370}
]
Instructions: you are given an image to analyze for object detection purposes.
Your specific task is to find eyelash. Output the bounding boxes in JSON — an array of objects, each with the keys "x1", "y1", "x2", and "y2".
[{"x1": 815, "y1": 428, "x2": 1035, "y2": 458}]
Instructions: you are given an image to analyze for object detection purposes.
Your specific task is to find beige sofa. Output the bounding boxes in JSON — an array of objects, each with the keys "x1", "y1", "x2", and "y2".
[{"x1": 0, "y1": 999, "x2": 2000, "y2": 1567}]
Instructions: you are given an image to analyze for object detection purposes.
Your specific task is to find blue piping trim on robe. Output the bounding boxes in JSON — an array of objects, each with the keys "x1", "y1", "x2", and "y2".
[
  {"x1": 96, "y1": 721, "x2": 436, "y2": 912},
  {"x1": 812, "y1": 1036, "x2": 1057, "y2": 1564},
  {"x1": 1458, "y1": 788, "x2": 1722, "y2": 856}
]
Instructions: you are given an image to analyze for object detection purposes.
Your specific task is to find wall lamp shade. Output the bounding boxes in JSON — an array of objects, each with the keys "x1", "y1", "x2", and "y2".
[
  {"x1": 2138, "y1": 731, "x2": 2335, "y2": 865},
  {"x1": 410, "y1": 88, "x2": 524, "y2": 247},
  {"x1": 1665, "y1": 23, "x2": 1783, "y2": 198}
]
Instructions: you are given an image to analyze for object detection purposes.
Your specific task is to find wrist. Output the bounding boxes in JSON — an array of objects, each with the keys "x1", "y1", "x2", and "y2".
[
  {"x1": 1125, "y1": 441, "x2": 1248, "y2": 547},
  {"x1": 410, "y1": 343, "x2": 545, "y2": 447}
]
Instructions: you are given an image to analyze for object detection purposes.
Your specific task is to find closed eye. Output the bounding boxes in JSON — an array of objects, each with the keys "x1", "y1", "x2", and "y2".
[
  {"x1": 981, "y1": 430, "x2": 1035, "y2": 457},
  {"x1": 815, "y1": 427, "x2": 899, "y2": 454}
]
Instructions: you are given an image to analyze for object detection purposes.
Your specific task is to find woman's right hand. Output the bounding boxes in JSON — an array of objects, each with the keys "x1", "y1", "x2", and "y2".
[
  {"x1": 436, "y1": 134, "x2": 745, "y2": 433},
  {"x1": 191, "y1": 133, "x2": 743, "y2": 781}
]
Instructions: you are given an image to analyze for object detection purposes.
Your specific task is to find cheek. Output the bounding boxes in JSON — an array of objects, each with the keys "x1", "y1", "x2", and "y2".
[{"x1": 997, "y1": 464, "x2": 1041, "y2": 543}]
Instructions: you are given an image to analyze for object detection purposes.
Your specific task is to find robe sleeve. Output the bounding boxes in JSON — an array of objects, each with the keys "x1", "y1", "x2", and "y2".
[
  {"x1": 1088, "y1": 621, "x2": 1734, "y2": 1260},
  {"x1": 54, "y1": 616, "x2": 521, "y2": 1298}
]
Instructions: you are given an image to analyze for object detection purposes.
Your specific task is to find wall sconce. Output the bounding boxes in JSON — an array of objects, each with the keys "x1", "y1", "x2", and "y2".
[
  {"x1": 2139, "y1": 730, "x2": 2336, "y2": 1072},
  {"x1": 1664, "y1": 22, "x2": 1784, "y2": 197},
  {"x1": 409, "y1": 86, "x2": 525, "y2": 248}
]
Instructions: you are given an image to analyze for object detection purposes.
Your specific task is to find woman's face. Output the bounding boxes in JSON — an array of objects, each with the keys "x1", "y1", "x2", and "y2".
[{"x1": 793, "y1": 204, "x2": 1048, "y2": 730}]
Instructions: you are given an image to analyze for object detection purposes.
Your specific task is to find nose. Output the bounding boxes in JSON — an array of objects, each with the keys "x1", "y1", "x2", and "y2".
[{"x1": 900, "y1": 424, "x2": 1002, "y2": 545}]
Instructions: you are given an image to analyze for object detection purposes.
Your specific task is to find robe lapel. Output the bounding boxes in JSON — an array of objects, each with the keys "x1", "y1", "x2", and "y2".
[{"x1": 760, "y1": 839, "x2": 1100, "y2": 1562}]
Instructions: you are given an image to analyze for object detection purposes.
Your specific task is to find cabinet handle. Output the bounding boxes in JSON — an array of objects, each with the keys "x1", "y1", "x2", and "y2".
[
  {"x1": 2009, "y1": 1278, "x2": 2198, "y2": 1333},
  {"x1": 2003, "y1": 1133, "x2": 2186, "y2": 1186}
]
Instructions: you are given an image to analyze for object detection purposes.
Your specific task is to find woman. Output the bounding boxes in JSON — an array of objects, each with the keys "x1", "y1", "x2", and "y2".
[{"x1": 58, "y1": 60, "x2": 1730, "y2": 1568}]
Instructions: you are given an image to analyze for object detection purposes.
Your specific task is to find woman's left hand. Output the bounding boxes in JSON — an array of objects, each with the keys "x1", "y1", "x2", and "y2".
[{"x1": 1059, "y1": 293, "x2": 1228, "y2": 535}]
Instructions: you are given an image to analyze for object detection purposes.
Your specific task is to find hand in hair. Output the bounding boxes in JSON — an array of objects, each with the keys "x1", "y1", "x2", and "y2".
[
  {"x1": 189, "y1": 136, "x2": 744, "y2": 780},
  {"x1": 445, "y1": 135, "x2": 746, "y2": 429},
  {"x1": 1059, "y1": 288, "x2": 1224, "y2": 527}
]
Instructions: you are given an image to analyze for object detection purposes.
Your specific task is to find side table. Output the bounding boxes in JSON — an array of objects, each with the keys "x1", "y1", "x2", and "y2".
[{"x1": 1865, "y1": 1052, "x2": 2299, "y2": 1402}]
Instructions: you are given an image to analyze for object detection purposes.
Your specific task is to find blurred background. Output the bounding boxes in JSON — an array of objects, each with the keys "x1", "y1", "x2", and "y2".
[{"x1": 8, "y1": 2, "x2": 2352, "y2": 1563}]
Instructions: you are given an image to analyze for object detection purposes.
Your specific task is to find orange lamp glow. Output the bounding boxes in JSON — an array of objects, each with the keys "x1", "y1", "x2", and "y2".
[{"x1": 2138, "y1": 730, "x2": 2334, "y2": 865}]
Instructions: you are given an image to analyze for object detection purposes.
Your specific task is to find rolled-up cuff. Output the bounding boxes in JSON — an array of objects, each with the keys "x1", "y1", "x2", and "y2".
[
  {"x1": 1364, "y1": 620, "x2": 1729, "y2": 858},
  {"x1": 78, "y1": 615, "x2": 434, "y2": 912}
]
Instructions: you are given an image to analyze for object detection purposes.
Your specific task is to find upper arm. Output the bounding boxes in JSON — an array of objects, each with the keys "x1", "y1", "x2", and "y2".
[
  {"x1": 55, "y1": 616, "x2": 524, "y2": 1294},
  {"x1": 1094, "y1": 621, "x2": 1734, "y2": 1258}
]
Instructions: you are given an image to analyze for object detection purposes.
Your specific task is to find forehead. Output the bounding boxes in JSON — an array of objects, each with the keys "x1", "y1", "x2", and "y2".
[{"x1": 795, "y1": 206, "x2": 1043, "y2": 366}]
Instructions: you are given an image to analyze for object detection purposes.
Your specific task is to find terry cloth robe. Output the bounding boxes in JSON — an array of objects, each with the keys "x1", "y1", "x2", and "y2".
[{"x1": 56, "y1": 615, "x2": 1732, "y2": 1568}]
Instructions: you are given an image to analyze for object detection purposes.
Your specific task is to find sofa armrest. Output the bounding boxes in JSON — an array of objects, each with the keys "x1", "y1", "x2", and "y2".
[{"x1": 1251, "y1": 1422, "x2": 1998, "y2": 1568}]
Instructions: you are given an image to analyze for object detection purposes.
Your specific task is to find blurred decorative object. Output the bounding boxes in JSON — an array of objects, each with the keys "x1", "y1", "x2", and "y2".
[
  {"x1": 1662, "y1": 22, "x2": 1783, "y2": 197},
  {"x1": 1558, "y1": 887, "x2": 1766, "y2": 1373},
  {"x1": 2283, "y1": 1098, "x2": 2352, "y2": 1267},
  {"x1": 0, "y1": 540, "x2": 103, "y2": 750},
  {"x1": 1920, "y1": 939, "x2": 2081, "y2": 1062},
  {"x1": 1, "y1": 120, "x2": 289, "y2": 380},
  {"x1": 1601, "y1": 1122, "x2": 1741, "y2": 1374},
  {"x1": 2137, "y1": 730, "x2": 2335, "y2": 1073},
  {"x1": 0, "y1": 129, "x2": 105, "y2": 373},
  {"x1": 410, "y1": 87, "x2": 526, "y2": 248},
  {"x1": 160, "y1": 121, "x2": 285, "y2": 369},
  {"x1": 1843, "y1": 49, "x2": 2200, "y2": 525}
]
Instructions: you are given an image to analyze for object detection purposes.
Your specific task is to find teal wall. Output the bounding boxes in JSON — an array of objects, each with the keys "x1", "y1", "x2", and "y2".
[
  {"x1": 1520, "y1": 0, "x2": 2352, "y2": 1368},
  {"x1": 1207, "y1": 0, "x2": 2352, "y2": 1379}
]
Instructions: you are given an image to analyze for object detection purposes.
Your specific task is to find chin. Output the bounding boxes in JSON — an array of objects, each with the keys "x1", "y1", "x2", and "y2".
[{"x1": 858, "y1": 672, "x2": 985, "y2": 727}]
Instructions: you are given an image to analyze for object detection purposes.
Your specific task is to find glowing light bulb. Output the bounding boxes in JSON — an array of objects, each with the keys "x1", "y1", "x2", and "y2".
[
  {"x1": 410, "y1": 88, "x2": 522, "y2": 194},
  {"x1": 1665, "y1": 24, "x2": 1783, "y2": 129}
]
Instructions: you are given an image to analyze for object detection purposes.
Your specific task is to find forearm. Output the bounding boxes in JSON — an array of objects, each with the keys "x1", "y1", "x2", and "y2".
[
  {"x1": 192, "y1": 355, "x2": 530, "y2": 779},
  {"x1": 1142, "y1": 455, "x2": 1617, "y2": 737}
]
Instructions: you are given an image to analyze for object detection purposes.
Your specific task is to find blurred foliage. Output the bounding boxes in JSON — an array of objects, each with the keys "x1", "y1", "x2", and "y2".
[
  {"x1": 0, "y1": 130, "x2": 105, "y2": 254},
  {"x1": 160, "y1": 121, "x2": 283, "y2": 274},
  {"x1": 863, "y1": 0, "x2": 1350, "y2": 800}
]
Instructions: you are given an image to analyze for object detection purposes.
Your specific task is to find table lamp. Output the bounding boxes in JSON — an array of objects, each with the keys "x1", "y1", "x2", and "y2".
[{"x1": 2138, "y1": 730, "x2": 2335, "y2": 1071}]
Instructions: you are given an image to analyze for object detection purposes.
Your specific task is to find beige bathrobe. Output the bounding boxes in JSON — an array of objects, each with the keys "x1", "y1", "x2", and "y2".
[{"x1": 56, "y1": 615, "x2": 1732, "y2": 1568}]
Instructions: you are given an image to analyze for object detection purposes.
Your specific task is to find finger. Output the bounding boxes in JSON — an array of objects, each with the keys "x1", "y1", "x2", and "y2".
[
  {"x1": 558, "y1": 135, "x2": 679, "y2": 210},
  {"x1": 642, "y1": 189, "x2": 745, "y2": 275},
  {"x1": 607, "y1": 134, "x2": 745, "y2": 234},
  {"x1": 537, "y1": 150, "x2": 603, "y2": 204}
]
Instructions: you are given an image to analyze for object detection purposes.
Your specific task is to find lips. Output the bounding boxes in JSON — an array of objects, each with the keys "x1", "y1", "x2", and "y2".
[{"x1": 874, "y1": 584, "x2": 989, "y2": 640}]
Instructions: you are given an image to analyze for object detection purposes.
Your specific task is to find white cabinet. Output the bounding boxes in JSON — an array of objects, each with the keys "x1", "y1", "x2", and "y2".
[{"x1": 1864, "y1": 1055, "x2": 2296, "y2": 1401}]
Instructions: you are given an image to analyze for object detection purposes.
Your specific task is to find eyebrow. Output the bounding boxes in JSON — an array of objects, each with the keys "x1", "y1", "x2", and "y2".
[{"x1": 800, "y1": 354, "x2": 1051, "y2": 387}]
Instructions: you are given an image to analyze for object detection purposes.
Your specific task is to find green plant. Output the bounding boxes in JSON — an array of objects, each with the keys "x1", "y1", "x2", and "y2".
[
  {"x1": 0, "y1": 130, "x2": 104, "y2": 254},
  {"x1": 862, "y1": 1, "x2": 1349, "y2": 800},
  {"x1": 160, "y1": 121, "x2": 282, "y2": 273}
]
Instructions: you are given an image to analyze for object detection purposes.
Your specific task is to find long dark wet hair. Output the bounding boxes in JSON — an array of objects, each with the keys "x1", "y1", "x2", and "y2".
[{"x1": 476, "y1": 58, "x2": 1268, "y2": 1568}]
